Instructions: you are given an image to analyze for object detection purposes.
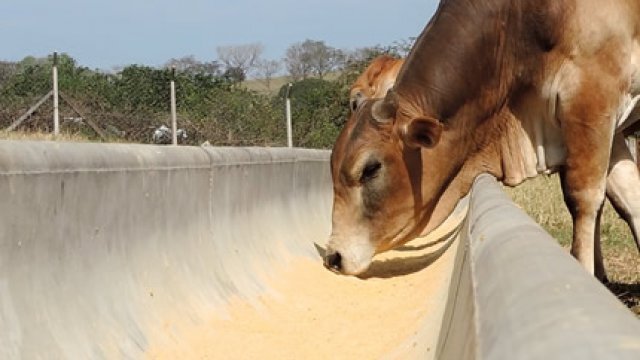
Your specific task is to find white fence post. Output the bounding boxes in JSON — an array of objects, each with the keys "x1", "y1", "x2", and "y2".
[
  {"x1": 285, "y1": 83, "x2": 293, "y2": 148},
  {"x1": 170, "y1": 66, "x2": 178, "y2": 146},
  {"x1": 52, "y1": 52, "x2": 60, "y2": 136}
]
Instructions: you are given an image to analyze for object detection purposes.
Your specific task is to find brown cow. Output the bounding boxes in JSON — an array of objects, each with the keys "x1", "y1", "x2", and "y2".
[
  {"x1": 326, "y1": 0, "x2": 640, "y2": 278},
  {"x1": 349, "y1": 55, "x2": 404, "y2": 112}
]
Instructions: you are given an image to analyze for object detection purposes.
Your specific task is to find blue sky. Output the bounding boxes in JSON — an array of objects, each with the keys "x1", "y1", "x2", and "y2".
[{"x1": 1, "y1": 0, "x2": 439, "y2": 70}]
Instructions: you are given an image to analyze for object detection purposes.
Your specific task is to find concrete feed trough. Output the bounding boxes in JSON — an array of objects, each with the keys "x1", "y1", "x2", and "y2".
[{"x1": 0, "y1": 141, "x2": 638, "y2": 359}]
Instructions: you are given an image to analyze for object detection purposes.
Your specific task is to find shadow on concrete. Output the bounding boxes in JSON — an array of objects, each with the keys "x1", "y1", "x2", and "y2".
[
  {"x1": 358, "y1": 235, "x2": 457, "y2": 279},
  {"x1": 313, "y1": 229, "x2": 459, "y2": 280},
  {"x1": 393, "y1": 236, "x2": 450, "y2": 252}
]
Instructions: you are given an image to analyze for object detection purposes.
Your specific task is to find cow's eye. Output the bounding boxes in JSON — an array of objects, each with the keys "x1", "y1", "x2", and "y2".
[{"x1": 360, "y1": 160, "x2": 382, "y2": 183}]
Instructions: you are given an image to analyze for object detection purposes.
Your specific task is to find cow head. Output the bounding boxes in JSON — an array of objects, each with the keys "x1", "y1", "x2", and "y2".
[{"x1": 325, "y1": 90, "x2": 462, "y2": 276}]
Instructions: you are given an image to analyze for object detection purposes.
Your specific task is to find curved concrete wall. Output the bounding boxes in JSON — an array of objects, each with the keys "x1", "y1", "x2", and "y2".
[
  {"x1": 0, "y1": 141, "x2": 332, "y2": 358},
  {"x1": 437, "y1": 175, "x2": 640, "y2": 359},
  {"x1": 1, "y1": 142, "x2": 638, "y2": 359}
]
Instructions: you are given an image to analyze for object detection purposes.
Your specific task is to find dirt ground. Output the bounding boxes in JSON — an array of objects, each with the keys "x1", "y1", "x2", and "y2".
[{"x1": 145, "y1": 231, "x2": 461, "y2": 360}]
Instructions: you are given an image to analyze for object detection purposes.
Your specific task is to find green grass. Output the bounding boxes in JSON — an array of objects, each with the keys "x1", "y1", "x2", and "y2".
[{"x1": 505, "y1": 175, "x2": 640, "y2": 315}]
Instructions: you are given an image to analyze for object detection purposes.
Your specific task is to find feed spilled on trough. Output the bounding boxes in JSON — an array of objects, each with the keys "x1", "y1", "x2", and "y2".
[{"x1": 145, "y1": 225, "x2": 463, "y2": 359}]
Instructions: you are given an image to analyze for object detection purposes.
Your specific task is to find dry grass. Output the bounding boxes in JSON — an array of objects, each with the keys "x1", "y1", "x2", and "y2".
[
  {"x1": 0, "y1": 130, "x2": 92, "y2": 142},
  {"x1": 505, "y1": 175, "x2": 640, "y2": 315},
  {"x1": 243, "y1": 72, "x2": 342, "y2": 95},
  {"x1": 242, "y1": 76, "x2": 293, "y2": 95},
  {"x1": 0, "y1": 130, "x2": 127, "y2": 143}
]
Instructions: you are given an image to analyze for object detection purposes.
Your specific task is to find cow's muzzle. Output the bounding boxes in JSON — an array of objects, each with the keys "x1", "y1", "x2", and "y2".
[{"x1": 323, "y1": 251, "x2": 343, "y2": 273}]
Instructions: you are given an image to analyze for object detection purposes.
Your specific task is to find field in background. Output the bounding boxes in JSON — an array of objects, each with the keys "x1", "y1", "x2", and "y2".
[
  {"x1": 243, "y1": 76, "x2": 291, "y2": 95},
  {"x1": 505, "y1": 175, "x2": 640, "y2": 315},
  {"x1": 243, "y1": 72, "x2": 341, "y2": 95}
]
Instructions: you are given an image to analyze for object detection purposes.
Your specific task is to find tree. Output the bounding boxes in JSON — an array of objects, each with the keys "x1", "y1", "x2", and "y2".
[
  {"x1": 255, "y1": 59, "x2": 282, "y2": 90},
  {"x1": 284, "y1": 40, "x2": 343, "y2": 81},
  {"x1": 164, "y1": 55, "x2": 221, "y2": 76},
  {"x1": 0, "y1": 61, "x2": 18, "y2": 89},
  {"x1": 223, "y1": 66, "x2": 246, "y2": 84},
  {"x1": 345, "y1": 37, "x2": 416, "y2": 65},
  {"x1": 389, "y1": 37, "x2": 416, "y2": 57},
  {"x1": 284, "y1": 42, "x2": 312, "y2": 81},
  {"x1": 216, "y1": 43, "x2": 264, "y2": 79},
  {"x1": 336, "y1": 39, "x2": 414, "y2": 90},
  {"x1": 0, "y1": 53, "x2": 85, "y2": 98},
  {"x1": 111, "y1": 65, "x2": 170, "y2": 110},
  {"x1": 277, "y1": 78, "x2": 348, "y2": 148},
  {"x1": 306, "y1": 40, "x2": 344, "y2": 79}
]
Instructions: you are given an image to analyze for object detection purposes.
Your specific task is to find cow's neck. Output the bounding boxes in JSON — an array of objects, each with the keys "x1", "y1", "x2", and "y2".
[
  {"x1": 418, "y1": 105, "x2": 544, "y2": 236},
  {"x1": 415, "y1": 127, "x2": 494, "y2": 236},
  {"x1": 395, "y1": 0, "x2": 523, "y2": 122},
  {"x1": 396, "y1": 0, "x2": 545, "y2": 235}
]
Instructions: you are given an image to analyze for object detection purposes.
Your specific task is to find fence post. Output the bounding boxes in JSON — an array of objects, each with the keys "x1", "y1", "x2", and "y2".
[
  {"x1": 285, "y1": 83, "x2": 293, "y2": 148},
  {"x1": 170, "y1": 66, "x2": 178, "y2": 146},
  {"x1": 52, "y1": 52, "x2": 60, "y2": 136}
]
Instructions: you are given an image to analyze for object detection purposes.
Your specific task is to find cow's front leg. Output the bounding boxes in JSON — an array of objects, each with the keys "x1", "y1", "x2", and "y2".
[
  {"x1": 559, "y1": 168, "x2": 607, "y2": 279},
  {"x1": 558, "y1": 78, "x2": 618, "y2": 279},
  {"x1": 563, "y1": 133, "x2": 640, "y2": 282}
]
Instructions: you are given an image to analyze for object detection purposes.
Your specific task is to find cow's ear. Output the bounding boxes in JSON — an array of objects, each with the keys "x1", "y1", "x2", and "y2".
[
  {"x1": 371, "y1": 90, "x2": 398, "y2": 123},
  {"x1": 349, "y1": 90, "x2": 365, "y2": 112},
  {"x1": 401, "y1": 116, "x2": 443, "y2": 149}
]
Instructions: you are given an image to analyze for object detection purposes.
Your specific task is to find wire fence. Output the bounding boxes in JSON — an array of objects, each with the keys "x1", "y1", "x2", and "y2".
[
  {"x1": 0, "y1": 54, "x2": 352, "y2": 148},
  {"x1": 0, "y1": 83, "x2": 289, "y2": 147}
]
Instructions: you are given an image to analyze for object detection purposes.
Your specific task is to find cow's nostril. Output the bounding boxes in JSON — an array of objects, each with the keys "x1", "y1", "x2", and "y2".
[{"x1": 324, "y1": 252, "x2": 342, "y2": 272}]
